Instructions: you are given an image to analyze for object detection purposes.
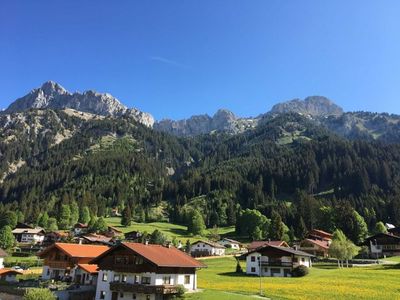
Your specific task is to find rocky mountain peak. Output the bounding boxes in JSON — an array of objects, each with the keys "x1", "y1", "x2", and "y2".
[
  {"x1": 4, "y1": 81, "x2": 154, "y2": 127},
  {"x1": 269, "y1": 96, "x2": 344, "y2": 116}
]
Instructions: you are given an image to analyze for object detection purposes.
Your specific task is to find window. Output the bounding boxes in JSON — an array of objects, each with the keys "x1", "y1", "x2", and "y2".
[
  {"x1": 293, "y1": 257, "x2": 299, "y2": 263},
  {"x1": 120, "y1": 292, "x2": 124, "y2": 298},
  {"x1": 132, "y1": 294, "x2": 137, "y2": 299},
  {"x1": 141, "y1": 276, "x2": 151, "y2": 284},
  {"x1": 47, "y1": 269, "x2": 50, "y2": 276},
  {"x1": 264, "y1": 268, "x2": 268, "y2": 272},
  {"x1": 102, "y1": 273, "x2": 108, "y2": 282},
  {"x1": 251, "y1": 267, "x2": 256, "y2": 273},
  {"x1": 135, "y1": 257, "x2": 143, "y2": 265},
  {"x1": 146, "y1": 295, "x2": 151, "y2": 300},
  {"x1": 100, "y1": 291, "x2": 106, "y2": 299},
  {"x1": 163, "y1": 276, "x2": 171, "y2": 284},
  {"x1": 203, "y1": 244, "x2": 205, "y2": 247},
  {"x1": 197, "y1": 244, "x2": 200, "y2": 247},
  {"x1": 184, "y1": 275, "x2": 190, "y2": 284},
  {"x1": 114, "y1": 274, "x2": 120, "y2": 282},
  {"x1": 251, "y1": 256, "x2": 256, "y2": 262},
  {"x1": 301, "y1": 257, "x2": 305, "y2": 262},
  {"x1": 122, "y1": 274, "x2": 127, "y2": 283},
  {"x1": 115, "y1": 256, "x2": 129, "y2": 264},
  {"x1": 134, "y1": 275, "x2": 140, "y2": 284}
]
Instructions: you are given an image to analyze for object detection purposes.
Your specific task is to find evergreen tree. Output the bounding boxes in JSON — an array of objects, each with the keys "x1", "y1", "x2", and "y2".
[
  {"x1": 79, "y1": 206, "x2": 91, "y2": 224},
  {"x1": 187, "y1": 210, "x2": 206, "y2": 235},
  {"x1": 58, "y1": 205, "x2": 71, "y2": 230},
  {"x1": 269, "y1": 211, "x2": 284, "y2": 240},
  {"x1": 149, "y1": 229, "x2": 168, "y2": 245},
  {"x1": 0, "y1": 211, "x2": 17, "y2": 229},
  {"x1": 93, "y1": 217, "x2": 108, "y2": 233},
  {"x1": 121, "y1": 205, "x2": 132, "y2": 227},
  {"x1": 47, "y1": 218, "x2": 58, "y2": 231},
  {"x1": 38, "y1": 212, "x2": 49, "y2": 229},
  {"x1": 70, "y1": 201, "x2": 79, "y2": 226},
  {"x1": 0, "y1": 226, "x2": 15, "y2": 250}
]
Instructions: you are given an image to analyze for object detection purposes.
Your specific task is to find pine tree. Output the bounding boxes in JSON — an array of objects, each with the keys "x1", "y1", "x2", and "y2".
[
  {"x1": 187, "y1": 210, "x2": 206, "y2": 235},
  {"x1": 58, "y1": 205, "x2": 71, "y2": 230},
  {"x1": 70, "y1": 201, "x2": 79, "y2": 226},
  {"x1": 0, "y1": 226, "x2": 15, "y2": 250},
  {"x1": 270, "y1": 211, "x2": 284, "y2": 240},
  {"x1": 121, "y1": 205, "x2": 132, "y2": 227},
  {"x1": 80, "y1": 206, "x2": 91, "y2": 224}
]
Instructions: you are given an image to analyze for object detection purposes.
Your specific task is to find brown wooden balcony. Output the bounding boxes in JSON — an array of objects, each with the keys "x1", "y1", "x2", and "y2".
[
  {"x1": 110, "y1": 282, "x2": 180, "y2": 295},
  {"x1": 46, "y1": 260, "x2": 73, "y2": 269},
  {"x1": 260, "y1": 261, "x2": 293, "y2": 267}
]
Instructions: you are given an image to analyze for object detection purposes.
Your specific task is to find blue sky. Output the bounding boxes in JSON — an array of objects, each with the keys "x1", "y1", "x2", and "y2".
[{"x1": 1, "y1": 1, "x2": 400, "y2": 120}]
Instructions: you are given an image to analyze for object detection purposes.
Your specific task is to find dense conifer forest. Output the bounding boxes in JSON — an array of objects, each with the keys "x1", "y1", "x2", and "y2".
[{"x1": 1, "y1": 109, "x2": 399, "y2": 243}]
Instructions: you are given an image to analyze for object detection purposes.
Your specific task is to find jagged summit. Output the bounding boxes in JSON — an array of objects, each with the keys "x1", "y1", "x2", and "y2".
[
  {"x1": 4, "y1": 81, "x2": 154, "y2": 127},
  {"x1": 269, "y1": 96, "x2": 344, "y2": 117}
]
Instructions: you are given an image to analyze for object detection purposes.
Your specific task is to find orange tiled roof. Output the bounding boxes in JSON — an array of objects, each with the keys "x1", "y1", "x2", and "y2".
[
  {"x1": 302, "y1": 238, "x2": 330, "y2": 249},
  {"x1": 93, "y1": 242, "x2": 206, "y2": 268},
  {"x1": 77, "y1": 264, "x2": 99, "y2": 274},
  {"x1": 38, "y1": 243, "x2": 109, "y2": 259},
  {"x1": 0, "y1": 269, "x2": 23, "y2": 276}
]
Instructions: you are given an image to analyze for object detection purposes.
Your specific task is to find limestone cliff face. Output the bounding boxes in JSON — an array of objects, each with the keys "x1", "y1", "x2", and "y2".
[
  {"x1": 5, "y1": 81, "x2": 154, "y2": 127},
  {"x1": 155, "y1": 109, "x2": 258, "y2": 136},
  {"x1": 269, "y1": 96, "x2": 344, "y2": 117}
]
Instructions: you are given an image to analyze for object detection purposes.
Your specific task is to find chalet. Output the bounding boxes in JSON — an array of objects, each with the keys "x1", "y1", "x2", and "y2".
[
  {"x1": 307, "y1": 229, "x2": 333, "y2": 241},
  {"x1": 364, "y1": 232, "x2": 400, "y2": 258},
  {"x1": 104, "y1": 226, "x2": 123, "y2": 238},
  {"x1": 0, "y1": 248, "x2": 7, "y2": 269},
  {"x1": 388, "y1": 226, "x2": 400, "y2": 236},
  {"x1": 0, "y1": 269, "x2": 23, "y2": 282},
  {"x1": 73, "y1": 223, "x2": 89, "y2": 236},
  {"x1": 12, "y1": 228, "x2": 45, "y2": 244},
  {"x1": 190, "y1": 240, "x2": 225, "y2": 257},
  {"x1": 124, "y1": 230, "x2": 142, "y2": 242},
  {"x1": 44, "y1": 231, "x2": 70, "y2": 245},
  {"x1": 74, "y1": 264, "x2": 99, "y2": 285},
  {"x1": 246, "y1": 245, "x2": 313, "y2": 277},
  {"x1": 217, "y1": 238, "x2": 242, "y2": 250},
  {"x1": 82, "y1": 234, "x2": 114, "y2": 245},
  {"x1": 298, "y1": 239, "x2": 330, "y2": 257},
  {"x1": 91, "y1": 242, "x2": 205, "y2": 300},
  {"x1": 247, "y1": 240, "x2": 289, "y2": 252},
  {"x1": 38, "y1": 243, "x2": 109, "y2": 281}
]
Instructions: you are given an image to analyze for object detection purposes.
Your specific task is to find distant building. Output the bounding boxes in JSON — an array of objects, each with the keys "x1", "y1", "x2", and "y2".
[
  {"x1": 247, "y1": 240, "x2": 289, "y2": 252},
  {"x1": 364, "y1": 232, "x2": 400, "y2": 258},
  {"x1": 246, "y1": 245, "x2": 313, "y2": 277},
  {"x1": 91, "y1": 242, "x2": 205, "y2": 300},
  {"x1": 298, "y1": 239, "x2": 330, "y2": 257},
  {"x1": 12, "y1": 228, "x2": 45, "y2": 244},
  {"x1": 217, "y1": 238, "x2": 242, "y2": 250},
  {"x1": 104, "y1": 226, "x2": 123, "y2": 238},
  {"x1": 190, "y1": 240, "x2": 225, "y2": 257},
  {"x1": 0, "y1": 269, "x2": 23, "y2": 282},
  {"x1": 307, "y1": 229, "x2": 333, "y2": 241},
  {"x1": 0, "y1": 248, "x2": 7, "y2": 269},
  {"x1": 44, "y1": 231, "x2": 70, "y2": 245},
  {"x1": 124, "y1": 230, "x2": 142, "y2": 242},
  {"x1": 81, "y1": 234, "x2": 114, "y2": 246},
  {"x1": 73, "y1": 223, "x2": 89, "y2": 236},
  {"x1": 38, "y1": 243, "x2": 109, "y2": 281}
]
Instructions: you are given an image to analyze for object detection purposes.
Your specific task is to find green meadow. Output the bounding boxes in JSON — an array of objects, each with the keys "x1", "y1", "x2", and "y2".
[{"x1": 188, "y1": 257, "x2": 400, "y2": 300}]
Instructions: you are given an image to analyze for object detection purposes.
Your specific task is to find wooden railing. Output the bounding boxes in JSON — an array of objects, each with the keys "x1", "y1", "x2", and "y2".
[
  {"x1": 260, "y1": 261, "x2": 293, "y2": 267},
  {"x1": 45, "y1": 261, "x2": 73, "y2": 269}
]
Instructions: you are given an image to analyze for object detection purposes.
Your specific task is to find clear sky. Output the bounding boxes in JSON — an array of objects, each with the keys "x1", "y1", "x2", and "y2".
[{"x1": 1, "y1": 1, "x2": 400, "y2": 120}]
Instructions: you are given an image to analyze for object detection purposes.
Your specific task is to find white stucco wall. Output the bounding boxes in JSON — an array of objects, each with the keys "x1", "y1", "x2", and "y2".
[
  {"x1": 191, "y1": 242, "x2": 225, "y2": 256},
  {"x1": 0, "y1": 257, "x2": 4, "y2": 269}
]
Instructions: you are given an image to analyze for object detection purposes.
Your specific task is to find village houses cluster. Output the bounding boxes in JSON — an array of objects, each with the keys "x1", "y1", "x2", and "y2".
[{"x1": 0, "y1": 220, "x2": 399, "y2": 300}]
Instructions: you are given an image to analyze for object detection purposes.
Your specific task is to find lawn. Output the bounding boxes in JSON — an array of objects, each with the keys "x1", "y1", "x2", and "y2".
[
  {"x1": 193, "y1": 257, "x2": 400, "y2": 300},
  {"x1": 105, "y1": 217, "x2": 235, "y2": 243}
]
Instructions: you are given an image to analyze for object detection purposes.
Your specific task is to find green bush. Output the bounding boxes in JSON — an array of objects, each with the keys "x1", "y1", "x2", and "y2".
[
  {"x1": 292, "y1": 265, "x2": 309, "y2": 277},
  {"x1": 24, "y1": 288, "x2": 56, "y2": 300}
]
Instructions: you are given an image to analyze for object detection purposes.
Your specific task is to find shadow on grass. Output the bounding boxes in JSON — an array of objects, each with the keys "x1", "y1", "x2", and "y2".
[
  {"x1": 218, "y1": 272, "x2": 256, "y2": 278},
  {"x1": 313, "y1": 264, "x2": 340, "y2": 270},
  {"x1": 169, "y1": 228, "x2": 188, "y2": 236},
  {"x1": 375, "y1": 263, "x2": 400, "y2": 270}
]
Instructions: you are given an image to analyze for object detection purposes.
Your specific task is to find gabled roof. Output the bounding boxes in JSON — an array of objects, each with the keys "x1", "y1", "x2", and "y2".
[
  {"x1": 247, "y1": 240, "x2": 289, "y2": 251},
  {"x1": 309, "y1": 229, "x2": 333, "y2": 238},
  {"x1": 77, "y1": 264, "x2": 99, "y2": 274},
  {"x1": 0, "y1": 269, "x2": 23, "y2": 276},
  {"x1": 247, "y1": 245, "x2": 314, "y2": 257},
  {"x1": 92, "y1": 242, "x2": 206, "y2": 268},
  {"x1": 301, "y1": 238, "x2": 330, "y2": 250},
  {"x1": 192, "y1": 240, "x2": 225, "y2": 249},
  {"x1": 219, "y1": 238, "x2": 241, "y2": 244},
  {"x1": 0, "y1": 248, "x2": 7, "y2": 257},
  {"x1": 38, "y1": 243, "x2": 109, "y2": 259},
  {"x1": 74, "y1": 223, "x2": 88, "y2": 229},
  {"x1": 82, "y1": 234, "x2": 112, "y2": 244},
  {"x1": 12, "y1": 228, "x2": 45, "y2": 235},
  {"x1": 108, "y1": 226, "x2": 123, "y2": 233},
  {"x1": 363, "y1": 232, "x2": 400, "y2": 244}
]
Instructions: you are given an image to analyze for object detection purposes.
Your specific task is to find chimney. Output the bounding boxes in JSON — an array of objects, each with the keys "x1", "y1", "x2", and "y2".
[
  {"x1": 78, "y1": 238, "x2": 83, "y2": 245},
  {"x1": 145, "y1": 239, "x2": 149, "y2": 245},
  {"x1": 166, "y1": 242, "x2": 172, "y2": 248}
]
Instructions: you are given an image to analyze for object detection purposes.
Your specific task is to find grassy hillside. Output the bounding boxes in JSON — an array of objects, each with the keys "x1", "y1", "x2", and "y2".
[
  {"x1": 191, "y1": 257, "x2": 400, "y2": 300},
  {"x1": 105, "y1": 217, "x2": 235, "y2": 243}
]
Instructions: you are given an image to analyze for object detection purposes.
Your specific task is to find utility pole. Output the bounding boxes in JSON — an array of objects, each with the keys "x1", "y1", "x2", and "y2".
[{"x1": 258, "y1": 254, "x2": 263, "y2": 296}]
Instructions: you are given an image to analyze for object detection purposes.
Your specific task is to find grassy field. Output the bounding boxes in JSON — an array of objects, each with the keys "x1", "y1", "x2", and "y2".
[
  {"x1": 105, "y1": 217, "x2": 235, "y2": 243},
  {"x1": 191, "y1": 257, "x2": 400, "y2": 300}
]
